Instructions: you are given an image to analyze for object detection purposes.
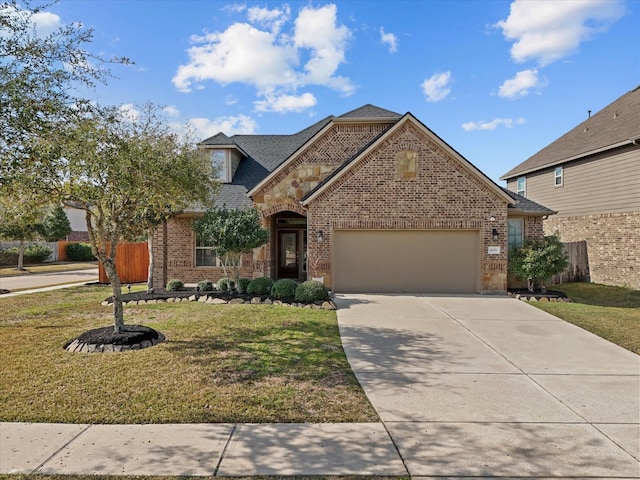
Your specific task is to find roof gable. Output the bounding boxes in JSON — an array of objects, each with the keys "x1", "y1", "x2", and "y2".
[
  {"x1": 303, "y1": 113, "x2": 514, "y2": 205},
  {"x1": 502, "y1": 85, "x2": 640, "y2": 179},
  {"x1": 337, "y1": 104, "x2": 402, "y2": 120}
]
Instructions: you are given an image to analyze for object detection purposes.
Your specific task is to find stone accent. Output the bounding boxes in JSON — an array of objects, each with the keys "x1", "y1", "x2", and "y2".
[
  {"x1": 544, "y1": 211, "x2": 639, "y2": 289},
  {"x1": 64, "y1": 335, "x2": 165, "y2": 354},
  {"x1": 102, "y1": 295, "x2": 337, "y2": 310}
]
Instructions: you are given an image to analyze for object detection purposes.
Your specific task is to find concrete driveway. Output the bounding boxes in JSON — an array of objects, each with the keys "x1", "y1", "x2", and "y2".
[
  {"x1": 336, "y1": 294, "x2": 640, "y2": 478},
  {"x1": 0, "y1": 268, "x2": 98, "y2": 295}
]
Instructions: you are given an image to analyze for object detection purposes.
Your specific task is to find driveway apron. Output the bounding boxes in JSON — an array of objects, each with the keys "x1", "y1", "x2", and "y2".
[{"x1": 336, "y1": 294, "x2": 640, "y2": 478}]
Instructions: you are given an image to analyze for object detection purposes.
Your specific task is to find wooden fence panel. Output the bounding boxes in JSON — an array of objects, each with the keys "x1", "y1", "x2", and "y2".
[
  {"x1": 98, "y1": 242, "x2": 149, "y2": 284},
  {"x1": 552, "y1": 241, "x2": 590, "y2": 284}
]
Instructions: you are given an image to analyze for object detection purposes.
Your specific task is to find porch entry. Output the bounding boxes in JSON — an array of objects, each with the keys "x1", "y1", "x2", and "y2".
[{"x1": 275, "y1": 213, "x2": 307, "y2": 280}]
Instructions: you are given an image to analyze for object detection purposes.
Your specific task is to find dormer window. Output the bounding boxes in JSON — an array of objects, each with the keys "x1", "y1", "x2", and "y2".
[{"x1": 211, "y1": 149, "x2": 229, "y2": 183}]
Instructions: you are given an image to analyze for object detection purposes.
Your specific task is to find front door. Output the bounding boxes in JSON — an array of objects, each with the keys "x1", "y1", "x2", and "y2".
[{"x1": 278, "y1": 230, "x2": 299, "y2": 278}]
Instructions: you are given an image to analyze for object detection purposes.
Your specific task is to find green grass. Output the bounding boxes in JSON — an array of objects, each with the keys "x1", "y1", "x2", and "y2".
[
  {"x1": 529, "y1": 283, "x2": 640, "y2": 354},
  {"x1": 0, "y1": 285, "x2": 377, "y2": 424}
]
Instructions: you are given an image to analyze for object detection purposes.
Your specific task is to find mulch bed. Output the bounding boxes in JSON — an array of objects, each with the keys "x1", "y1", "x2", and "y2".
[
  {"x1": 507, "y1": 288, "x2": 571, "y2": 302},
  {"x1": 64, "y1": 325, "x2": 165, "y2": 353}
]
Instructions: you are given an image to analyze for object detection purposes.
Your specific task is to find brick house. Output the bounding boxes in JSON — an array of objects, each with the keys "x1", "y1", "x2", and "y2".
[
  {"x1": 153, "y1": 105, "x2": 553, "y2": 294},
  {"x1": 501, "y1": 86, "x2": 640, "y2": 288}
]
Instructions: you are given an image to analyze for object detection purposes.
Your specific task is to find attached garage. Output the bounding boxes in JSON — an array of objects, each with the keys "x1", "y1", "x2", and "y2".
[{"x1": 333, "y1": 230, "x2": 480, "y2": 293}]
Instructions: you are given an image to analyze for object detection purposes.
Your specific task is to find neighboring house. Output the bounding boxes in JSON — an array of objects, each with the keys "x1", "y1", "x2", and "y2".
[
  {"x1": 501, "y1": 85, "x2": 640, "y2": 288},
  {"x1": 63, "y1": 206, "x2": 90, "y2": 241},
  {"x1": 153, "y1": 105, "x2": 552, "y2": 294}
]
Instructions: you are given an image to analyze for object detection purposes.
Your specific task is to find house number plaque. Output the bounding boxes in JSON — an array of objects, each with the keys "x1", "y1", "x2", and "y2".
[{"x1": 488, "y1": 246, "x2": 501, "y2": 255}]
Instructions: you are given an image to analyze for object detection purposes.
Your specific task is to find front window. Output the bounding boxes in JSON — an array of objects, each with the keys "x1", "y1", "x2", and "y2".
[
  {"x1": 195, "y1": 233, "x2": 221, "y2": 266},
  {"x1": 508, "y1": 218, "x2": 524, "y2": 251},
  {"x1": 554, "y1": 166, "x2": 563, "y2": 186},
  {"x1": 516, "y1": 176, "x2": 526, "y2": 197}
]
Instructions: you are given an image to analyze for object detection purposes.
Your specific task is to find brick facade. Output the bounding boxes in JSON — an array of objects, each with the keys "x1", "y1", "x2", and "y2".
[
  {"x1": 544, "y1": 212, "x2": 640, "y2": 288},
  {"x1": 154, "y1": 114, "x2": 541, "y2": 293},
  {"x1": 304, "y1": 120, "x2": 510, "y2": 293}
]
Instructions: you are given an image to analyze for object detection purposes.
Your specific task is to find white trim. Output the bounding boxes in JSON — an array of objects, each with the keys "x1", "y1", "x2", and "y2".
[{"x1": 302, "y1": 113, "x2": 514, "y2": 206}]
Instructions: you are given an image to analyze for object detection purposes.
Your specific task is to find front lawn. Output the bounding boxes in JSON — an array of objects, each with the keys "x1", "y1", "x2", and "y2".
[
  {"x1": 0, "y1": 285, "x2": 377, "y2": 424},
  {"x1": 529, "y1": 283, "x2": 640, "y2": 354}
]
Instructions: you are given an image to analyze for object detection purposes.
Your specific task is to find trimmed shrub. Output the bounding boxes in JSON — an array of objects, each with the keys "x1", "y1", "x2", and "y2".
[
  {"x1": 66, "y1": 242, "x2": 95, "y2": 261},
  {"x1": 166, "y1": 279, "x2": 184, "y2": 291},
  {"x1": 217, "y1": 277, "x2": 235, "y2": 291},
  {"x1": 295, "y1": 280, "x2": 330, "y2": 302},
  {"x1": 3, "y1": 244, "x2": 52, "y2": 264},
  {"x1": 271, "y1": 278, "x2": 298, "y2": 300},
  {"x1": 237, "y1": 277, "x2": 250, "y2": 294},
  {"x1": 197, "y1": 279, "x2": 215, "y2": 292},
  {"x1": 247, "y1": 276, "x2": 273, "y2": 295}
]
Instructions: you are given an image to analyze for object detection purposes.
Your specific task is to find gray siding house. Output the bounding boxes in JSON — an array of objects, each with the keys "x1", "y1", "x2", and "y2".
[{"x1": 501, "y1": 85, "x2": 640, "y2": 288}]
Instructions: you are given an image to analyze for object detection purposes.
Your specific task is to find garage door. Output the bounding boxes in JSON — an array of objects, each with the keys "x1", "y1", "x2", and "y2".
[{"x1": 333, "y1": 230, "x2": 479, "y2": 293}]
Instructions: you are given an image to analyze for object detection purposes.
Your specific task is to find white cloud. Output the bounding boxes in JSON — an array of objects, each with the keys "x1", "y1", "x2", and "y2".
[
  {"x1": 163, "y1": 106, "x2": 180, "y2": 117},
  {"x1": 462, "y1": 117, "x2": 526, "y2": 131},
  {"x1": 498, "y1": 69, "x2": 547, "y2": 98},
  {"x1": 185, "y1": 114, "x2": 258, "y2": 139},
  {"x1": 380, "y1": 27, "x2": 398, "y2": 53},
  {"x1": 496, "y1": 0, "x2": 625, "y2": 66},
  {"x1": 118, "y1": 103, "x2": 140, "y2": 122},
  {"x1": 32, "y1": 11, "x2": 62, "y2": 36},
  {"x1": 421, "y1": 71, "x2": 452, "y2": 102},
  {"x1": 248, "y1": 5, "x2": 290, "y2": 34},
  {"x1": 173, "y1": 3, "x2": 354, "y2": 110},
  {"x1": 255, "y1": 92, "x2": 317, "y2": 113}
]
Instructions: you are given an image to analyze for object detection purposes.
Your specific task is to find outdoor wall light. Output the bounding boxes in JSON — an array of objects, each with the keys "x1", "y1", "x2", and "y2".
[
  {"x1": 492, "y1": 228, "x2": 499, "y2": 241},
  {"x1": 317, "y1": 230, "x2": 324, "y2": 243},
  {"x1": 489, "y1": 215, "x2": 496, "y2": 222}
]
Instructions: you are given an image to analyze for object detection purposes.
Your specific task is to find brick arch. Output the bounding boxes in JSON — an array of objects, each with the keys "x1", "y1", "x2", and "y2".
[{"x1": 260, "y1": 202, "x2": 307, "y2": 218}]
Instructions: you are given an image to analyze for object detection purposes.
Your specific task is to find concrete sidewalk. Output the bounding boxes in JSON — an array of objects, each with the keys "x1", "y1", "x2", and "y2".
[
  {"x1": 1, "y1": 422, "x2": 406, "y2": 476},
  {"x1": 0, "y1": 268, "x2": 99, "y2": 297},
  {"x1": 337, "y1": 294, "x2": 640, "y2": 479}
]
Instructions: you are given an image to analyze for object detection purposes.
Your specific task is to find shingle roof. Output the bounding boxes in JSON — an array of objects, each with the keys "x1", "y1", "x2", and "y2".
[
  {"x1": 501, "y1": 85, "x2": 640, "y2": 180},
  {"x1": 502, "y1": 188, "x2": 557, "y2": 216},
  {"x1": 338, "y1": 104, "x2": 402, "y2": 119}
]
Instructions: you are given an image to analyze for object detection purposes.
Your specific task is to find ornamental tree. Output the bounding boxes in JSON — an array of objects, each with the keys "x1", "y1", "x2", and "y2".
[
  {"x1": 192, "y1": 206, "x2": 269, "y2": 290},
  {"x1": 36, "y1": 103, "x2": 217, "y2": 332},
  {"x1": 508, "y1": 234, "x2": 569, "y2": 292}
]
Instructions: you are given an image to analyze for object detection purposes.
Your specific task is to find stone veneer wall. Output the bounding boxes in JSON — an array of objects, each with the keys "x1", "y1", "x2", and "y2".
[
  {"x1": 306, "y1": 121, "x2": 510, "y2": 293},
  {"x1": 544, "y1": 211, "x2": 640, "y2": 289}
]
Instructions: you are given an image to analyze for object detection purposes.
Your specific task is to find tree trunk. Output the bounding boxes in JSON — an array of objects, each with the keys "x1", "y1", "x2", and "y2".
[
  {"x1": 102, "y1": 258, "x2": 125, "y2": 332},
  {"x1": 147, "y1": 227, "x2": 154, "y2": 293},
  {"x1": 527, "y1": 278, "x2": 534, "y2": 292},
  {"x1": 17, "y1": 239, "x2": 25, "y2": 271}
]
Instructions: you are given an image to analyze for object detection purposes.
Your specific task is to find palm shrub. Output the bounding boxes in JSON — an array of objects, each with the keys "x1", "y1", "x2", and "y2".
[
  {"x1": 295, "y1": 280, "x2": 330, "y2": 302},
  {"x1": 271, "y1": 278, "x2": 298, "y2": 300},
  {"x1": 247, "y1": 276, "x2": 273, "y2": 295}
]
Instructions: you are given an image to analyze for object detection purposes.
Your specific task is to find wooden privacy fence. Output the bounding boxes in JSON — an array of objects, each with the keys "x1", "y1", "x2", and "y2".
[
  {"x1": 98, "y1": 242, "x2": 149, "y2": 284},
  {"x1": 551, "y1": 240, "x2": 590, "y2": 284}
]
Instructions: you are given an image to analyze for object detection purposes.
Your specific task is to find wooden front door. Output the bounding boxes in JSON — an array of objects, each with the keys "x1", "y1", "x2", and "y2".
[{"x1": 277, "y1": 230, "x2": 299, "y2": 278}]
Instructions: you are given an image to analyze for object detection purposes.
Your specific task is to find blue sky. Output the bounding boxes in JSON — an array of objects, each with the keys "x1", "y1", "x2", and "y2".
[{"x1": 38, "y1": 0, "x2": 639, "y2": 183}]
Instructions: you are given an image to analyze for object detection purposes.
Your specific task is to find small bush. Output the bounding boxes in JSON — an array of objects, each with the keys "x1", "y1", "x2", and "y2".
[
  {"x1": 295, "y1": 280, "x2": 330, "y2": 302},
  {"x1": 66, "y1": 243, "x2": 95, "y2": 261},
  {"x1": 166, "y1": 279, "x2": 184, "y2": 291},
  {"x1": 197, "y1": 279, "x2": 215, "y2": 292},
  {"x1": 217, "y1": 278, "x2": 235, "y2": 291},
  {"x1": 247, "y1": 276, "x2": 274, "y2": 295},
  {"x1": 2, "y1": 244, "x2": 53, "y2": 264},
  {"x1": 271, "y1": 278, "x2": 298, "y2": 300},
  {"x1": 0, "y1": 249, "x2": 18, "y2": 266},
  {"x1": 237, "y1": 277, "x2": 251, "y2": 294}
]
